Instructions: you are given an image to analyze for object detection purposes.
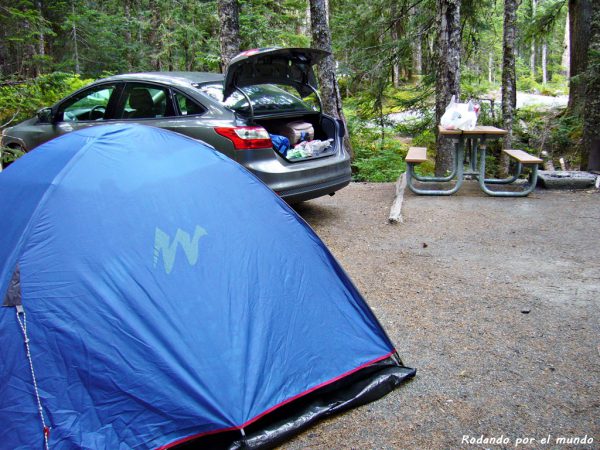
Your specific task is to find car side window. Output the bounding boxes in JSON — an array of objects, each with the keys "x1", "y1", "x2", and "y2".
[
  {"x1": 173, "y1": 92, "x2": 206, "y2": 116},
  {"x1": 60, "y1": 85, "x2": 116, "y2": 122},
  {"x1": 120, "y1": 84, "x2": 173, "y2": 119}
]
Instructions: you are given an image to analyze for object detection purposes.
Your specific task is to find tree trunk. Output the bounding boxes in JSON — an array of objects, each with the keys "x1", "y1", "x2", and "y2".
[
  {"x1": 217, "y1": 0, "x2": 241, "y2": 72},
  {"x1": 562, "y1": 11, "x2": 570, "y2": 76},
  {"x1": 502, "y1": 0, "x2": 518, "y2": 174},
  {"x1": 297, "y1": 3, "x2": 310, "y2": 36},
  {"x1": 412, "y1": 4, "x2": 422, "y2": 77},
  {"x1": 393, "y1": 60, "x2": 401, "y2": 88},
  {"x1": 391, "y1": 2, "x2": 401, "y2": 87},
  {"x1": 542, "y1": 41, "x2": 548, "y2": 84},
  {"x1": 567, "y1": 0, "x2": 592, "y2": 115},
  {"x1": 72, "y1": 1, "x2": 80, "y2": 74},
  {"x1": 309, "y1": 0, "x2": 353, "y2": 157},
  {"x1": 167, "y1": 47, "x2": 174, "y2": 71},
  {"x1": 20, "y1": 18, "x2": 37, "y2": 77},
  {"x1": 36, "y1": 0, "x2": 45, "y2": 74},
  {"x1": 423, "y1": 33, "x2": 434, "y2": 75},
  {"x1": 488, "y1": 52, "x2": 494, "y2": 83},
  {"x1": 435, "y1": 0, "x2": 461, "y2": 176},
  {"x1": 530, "y1": 0, "x2": 536, "y2": 78},
  {"x1": 414, "y1": 35, "x2": 423, "y2": 76},
  {"x1": 137, "y1": 3, "x2": 143, "y2": 46},
  {"x1": 530, "y1": 41, "x2": 535, "y2": 77},
  {"x1": 124, "y1": 0, "x2": 133, "y2": 71},
  {"x1": 582, "y1": 1, "x2": 600, "y2": 170},
  {"x1": 148, "y1": 5, "x2": 161, "y2": 71}
]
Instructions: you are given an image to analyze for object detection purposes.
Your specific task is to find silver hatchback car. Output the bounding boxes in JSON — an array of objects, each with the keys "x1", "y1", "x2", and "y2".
[{"x1": 1, "y1": 48, "x2": 351, "y2": 203}]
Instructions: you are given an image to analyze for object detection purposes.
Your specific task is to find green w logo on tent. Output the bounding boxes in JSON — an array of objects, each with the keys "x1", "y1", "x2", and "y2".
[{"x1": 153, "y1": 226, "x2": 208, "y2": 274}]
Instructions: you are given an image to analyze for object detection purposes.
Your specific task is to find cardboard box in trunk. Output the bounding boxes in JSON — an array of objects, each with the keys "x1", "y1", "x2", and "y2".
[{"x1": 272, "y1": 121, "x2": 315, "y2": 145}]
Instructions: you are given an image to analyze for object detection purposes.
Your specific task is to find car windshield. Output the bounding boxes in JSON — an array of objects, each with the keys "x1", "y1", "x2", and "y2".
[{"x1": 197, "y1": 83, "x2": 315, "y2": 115}]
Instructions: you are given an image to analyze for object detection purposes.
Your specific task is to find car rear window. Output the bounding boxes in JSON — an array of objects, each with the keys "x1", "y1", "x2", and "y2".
[
  {"x1": 197, "y1": 83, "x2": 315, "y2": 115},
  {"x1": 174, "y1": 92, "x2": 206, "y2": 116}
]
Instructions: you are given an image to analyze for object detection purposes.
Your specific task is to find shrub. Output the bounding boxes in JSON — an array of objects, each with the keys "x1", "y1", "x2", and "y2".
[
  {"x1": 412, "y1": 129, "x2": 435, "y2": 151},
  {"x1": 0, "y1": 72, "x2": 93, "y2": 128},
  {"x1": 348, "y1": 118, "x2": 408, "y2": 182},
  {"x1": 513, "y1": 105, "x2": 583, "y2": 168},
  {"x1": 1, "y1": 146, "x2": 25, "y2": 167},
  {"x1": 518, "y1": 75, "x2": 539, "y2": 93}
]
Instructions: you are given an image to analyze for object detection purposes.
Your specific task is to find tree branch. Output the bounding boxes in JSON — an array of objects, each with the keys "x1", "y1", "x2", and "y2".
[{"x1": 1, "y1": 111, "x2": 20, "y2": 129}]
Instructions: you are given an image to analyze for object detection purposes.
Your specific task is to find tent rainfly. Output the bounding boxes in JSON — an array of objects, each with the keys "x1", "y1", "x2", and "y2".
[{"x1": 0, "y1": 124, "x2": 415, "y2": 449}]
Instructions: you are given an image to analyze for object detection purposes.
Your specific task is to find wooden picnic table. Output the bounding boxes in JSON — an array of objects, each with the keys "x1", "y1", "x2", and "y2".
[
  {"x1": 437, "y1": 125, "x2": 508, "y2": 136},
  {"x1": 405, "y1": 125, "x2": 541, "y2": 197}
]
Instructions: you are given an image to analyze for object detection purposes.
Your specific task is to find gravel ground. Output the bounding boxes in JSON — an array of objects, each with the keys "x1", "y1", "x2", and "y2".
[{"x1": 284, "y1": 182, "x2": 600, "y2": 449}]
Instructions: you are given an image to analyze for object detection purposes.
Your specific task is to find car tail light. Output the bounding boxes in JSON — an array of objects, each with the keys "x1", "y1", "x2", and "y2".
[{"x1": 214, "y1": 126, "x2": 272, "y2": 150}]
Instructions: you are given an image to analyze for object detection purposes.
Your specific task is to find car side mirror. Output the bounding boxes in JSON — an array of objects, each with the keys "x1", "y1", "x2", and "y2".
[{"x1": 37, "y1": 107, "x2": 53, "y2": 123}]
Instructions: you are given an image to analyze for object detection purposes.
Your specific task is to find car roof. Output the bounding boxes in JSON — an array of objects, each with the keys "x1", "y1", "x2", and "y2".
[{"x1": 100, "y1": 72, "x2": 224, "y2": 88}]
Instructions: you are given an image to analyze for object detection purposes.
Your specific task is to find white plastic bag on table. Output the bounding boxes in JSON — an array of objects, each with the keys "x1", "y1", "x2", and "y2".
[{"x1": 440, "y1": 95, "x2": 479, "y2": 131}]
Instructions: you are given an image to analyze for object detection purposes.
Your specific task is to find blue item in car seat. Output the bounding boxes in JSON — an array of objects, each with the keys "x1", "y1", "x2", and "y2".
[{"x1": 271, "y1": 134, "x2": 290, "y2": 156}]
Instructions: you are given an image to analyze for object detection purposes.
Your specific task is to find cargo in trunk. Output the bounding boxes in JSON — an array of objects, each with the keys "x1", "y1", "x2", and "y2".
[{"x1": 257, "y1": 114, "x2": 338, "y2": 162}]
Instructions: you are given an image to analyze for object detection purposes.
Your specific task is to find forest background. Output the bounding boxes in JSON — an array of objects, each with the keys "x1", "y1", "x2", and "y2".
[{"x1": 0, "y1": 0, "x2": 598, "y2": 180}]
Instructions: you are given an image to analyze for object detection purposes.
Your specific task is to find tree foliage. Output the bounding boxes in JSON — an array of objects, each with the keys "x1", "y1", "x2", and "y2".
[
  {"x1": 0, "y1": 0, "x2": 573, "y2": 104},
  {"x1": 0, "y1": 72, "x2": 92, "y2": 126},
  {"x1": 0, "y1": 0, "x2": 587, "y2": 177}
]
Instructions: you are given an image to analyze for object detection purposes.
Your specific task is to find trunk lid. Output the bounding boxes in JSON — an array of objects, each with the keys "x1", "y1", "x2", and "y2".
[{"x1": 223, "y1": 47, "x2": 329, "y2": 101}]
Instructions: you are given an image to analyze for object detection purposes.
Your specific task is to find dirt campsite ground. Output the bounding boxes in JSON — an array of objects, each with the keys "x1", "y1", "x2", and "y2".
[{"x1": 284, "y1": 181, "x2": 599, "y2": 449}]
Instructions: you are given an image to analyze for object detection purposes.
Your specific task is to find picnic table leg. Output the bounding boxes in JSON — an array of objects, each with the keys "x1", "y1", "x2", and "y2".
[
  {"x1": 406, "y1": 143, "x2": 464, "y2": 195},
  {"x1": 470, "y1": 138, "x2": 478, "y2": 172},
  {"x1": 410, "y1": 137, "x2": 462, "y2": 182},
  {"x1": 471, "y1": 138, "x2": 523, "y2": 184},
  {"x1": 477, "y1": 147, "x2": 538, "y2": 197},
  {"x1": 485, "y1": 161, "x2": 523, "y2": 184},
  {"x1": 410, "y1": 145, "x2": 457, "y2": 184}
]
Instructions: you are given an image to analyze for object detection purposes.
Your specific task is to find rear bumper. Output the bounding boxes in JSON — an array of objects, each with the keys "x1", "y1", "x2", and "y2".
[
  {"x1": 230, "y1": 111, "x2": 351, "y2": 202},
  {"x1": 240, "y1": 148, "x2": 352, "y2": 202},
  {"x1": 278, "y1": 173, "x2": 351, "y2": 203}
]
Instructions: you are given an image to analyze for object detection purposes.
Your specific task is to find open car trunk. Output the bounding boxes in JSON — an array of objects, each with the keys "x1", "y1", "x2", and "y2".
[
  {"x1": 223, "y1": 48, "x2": 328, "y2": 101},
  {"x1": 254, "y1": 113, "x2": 339, "y2": 162},
  {"x1": 221, "y1": 48, "x2": 343, "y2": 163}
]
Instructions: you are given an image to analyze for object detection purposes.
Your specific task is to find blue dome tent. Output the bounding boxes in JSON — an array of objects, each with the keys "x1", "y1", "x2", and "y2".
[{"x1": 0, "y1": 124, "x2": 415, "y2": 449}]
